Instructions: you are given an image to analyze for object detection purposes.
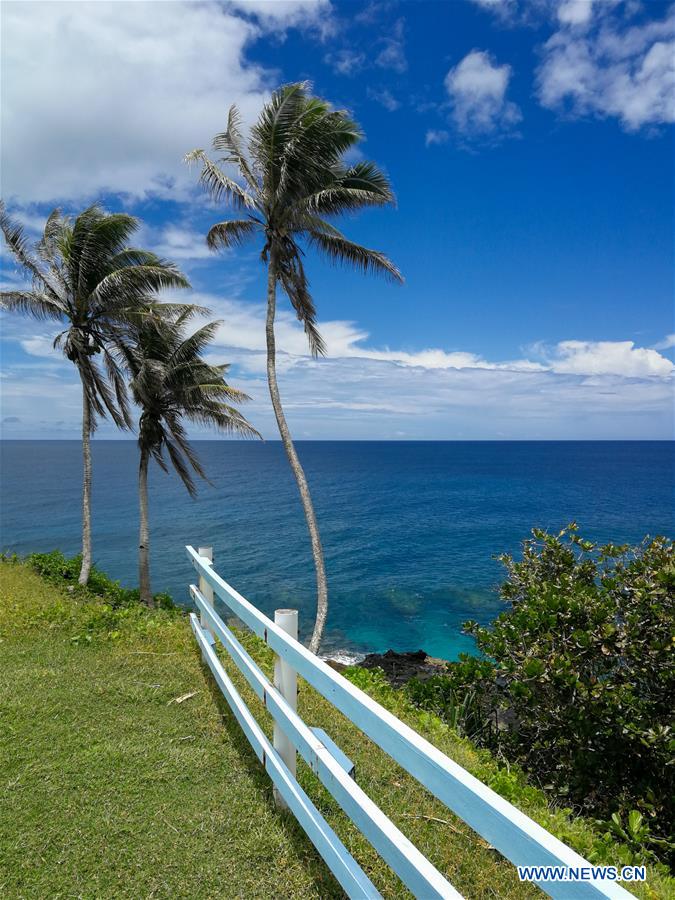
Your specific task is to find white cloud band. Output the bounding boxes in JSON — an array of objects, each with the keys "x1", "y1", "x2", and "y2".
[
  {"x1": 1, "y1": 0, "x2": 328, "y2": 203},
  {"x1": 445, "y1": 50, "x2": 521, "y2": 135}
]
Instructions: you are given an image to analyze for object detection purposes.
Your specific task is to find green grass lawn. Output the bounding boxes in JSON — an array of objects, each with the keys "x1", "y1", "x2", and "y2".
[{"x1": 1, "y1": 560, "x2": 670, "y2": 899}]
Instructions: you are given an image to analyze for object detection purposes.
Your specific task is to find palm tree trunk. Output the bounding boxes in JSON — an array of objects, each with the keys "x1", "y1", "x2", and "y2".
[
  {"x1": 266, "y1": 248, "x2": 328, "y2": 654},
  {"x1": 138, "y1": 448, "x2": 153, "y2": 607},
  {"x1": 78, "y1": 376, "x2": 92, "y2": 585}
]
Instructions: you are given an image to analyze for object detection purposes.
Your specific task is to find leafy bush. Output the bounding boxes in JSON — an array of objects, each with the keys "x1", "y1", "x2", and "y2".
[
  {"x1": 344, "y1": 666, "x2": 671, "y2": 881},
  {"x1": 26, "y1": 550, "x2": 175, "y2": 610},
  {"x1": 410, "y1": 526, "x2": 674, "y2": 866},
  {"x1": 406, "y1": 666, "x2": 485, "y2": 738},
  {"x1": 0, "y1": 551, "x2": 182, "y2": 645}
]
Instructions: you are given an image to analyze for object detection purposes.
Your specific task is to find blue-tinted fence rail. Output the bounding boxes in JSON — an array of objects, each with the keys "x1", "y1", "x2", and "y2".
[{"x1": 186, "y1": 544, "x2": 632, "y2": 900}]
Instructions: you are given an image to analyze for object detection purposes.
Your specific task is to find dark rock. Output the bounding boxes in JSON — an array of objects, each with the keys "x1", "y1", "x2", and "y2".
[
  {"x1": 325, "y1": 658, "x2": 348, "y2": 674},
  {"x1": 359, "y1": 649, "x2": 448, "y2": 687}
]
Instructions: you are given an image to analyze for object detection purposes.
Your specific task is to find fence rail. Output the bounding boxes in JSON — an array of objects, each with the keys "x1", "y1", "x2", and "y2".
[{"x1": 186, "y1": 544, "x2": 632, "y2": 900}]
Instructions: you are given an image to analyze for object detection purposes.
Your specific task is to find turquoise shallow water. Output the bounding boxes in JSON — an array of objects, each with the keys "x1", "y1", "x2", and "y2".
[{"x1": 1, "y1": 440, "x2": 673, "y2": 659}]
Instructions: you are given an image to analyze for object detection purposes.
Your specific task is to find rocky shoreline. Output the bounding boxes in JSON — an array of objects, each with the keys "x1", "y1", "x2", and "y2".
[{"x1": 326, "y1": 648, "x2": 449, "y2": 687}]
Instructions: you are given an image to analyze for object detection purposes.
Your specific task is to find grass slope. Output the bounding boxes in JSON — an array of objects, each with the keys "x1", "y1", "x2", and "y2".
[
  {"x1": 0, "y1": 563, "x2": 336, "y2": 898},
  {"x1": 0, "y1": 561, "x2": 669, "y2": 898}
]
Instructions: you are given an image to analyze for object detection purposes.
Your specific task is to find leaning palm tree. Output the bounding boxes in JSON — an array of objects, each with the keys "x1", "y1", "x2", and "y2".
[
  {"x1": 0, "y1": 203, "x2": 189, "y2": 584},
  {"x1": 186, "y1": 82, "x2": 402, "y2": 652},
  {"x1": 121, "y1": 309, "x2": 258, "y2": 606}
]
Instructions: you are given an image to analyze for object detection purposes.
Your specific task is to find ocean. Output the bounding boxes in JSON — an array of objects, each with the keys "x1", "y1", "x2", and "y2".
[{"x1": 1, "y1": 440, "x2": 672, "y2": 660}]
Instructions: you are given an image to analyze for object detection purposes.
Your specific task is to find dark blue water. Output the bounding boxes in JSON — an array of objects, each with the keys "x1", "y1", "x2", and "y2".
[{"x1": 1, "y1": 441, "x2": 672, "y2": 659}]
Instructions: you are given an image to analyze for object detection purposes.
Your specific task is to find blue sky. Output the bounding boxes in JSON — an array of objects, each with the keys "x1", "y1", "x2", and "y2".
[{"x1": 1, "y1": 0, "x2": 673, "y2": 439}]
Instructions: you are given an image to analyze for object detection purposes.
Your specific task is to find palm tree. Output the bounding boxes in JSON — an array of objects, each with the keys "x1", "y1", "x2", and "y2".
[
  {"x1": 121, "y1": 310, "x2": 258, "y2": 606},
  {"x1": 186, "y1": 82, "x2": 402, "y2": 653},
  {"x1": 0, "y1": 203, "x2": 189, "y2": 584}
]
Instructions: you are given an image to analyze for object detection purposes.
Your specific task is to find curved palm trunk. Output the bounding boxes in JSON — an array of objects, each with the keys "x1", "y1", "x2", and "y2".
[
  {"x1": 266, "y1": 250, "x2": 328, "y2": 655},
  {"x1": 78, "y1": 376, "x2": 92, "y2": 585},
  {"x1": 138, "y1": 448, "x2": 153, "y2": 607}
]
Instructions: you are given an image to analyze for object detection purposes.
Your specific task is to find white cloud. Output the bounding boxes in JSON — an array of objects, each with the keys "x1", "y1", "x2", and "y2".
[
  {"x1": 557, "y1": 0, "x2": 598, "y2": 27},
  {"x1": 653, "y1": 334, "x2": 675, "y2": 351},
  {"x1": 4, "y1": 284, "x2": 673, "y2": 381},
  {"x1": 4, "y1": 344, "x2": 670, "y2": 440},
  {"x1": 469, "y1": 0, "x2": 607, "y2": 26},
  {"x1": 8, "y1": 209, "x2": 47, "y2": 235},
  {"x1": 375, "y1": 18, "x2": 407, "y2": 73},
  {"x1": 326, "y1": 13, "x2": 405, "y2": 78},
  {"x1": 226, "y1": 0, "x2": 332, "y2": 33},
  {"x1": 251, "y1": 356, "x2": 672, "y2": 439},
  {"x1": 324, "y1": 49, "x2": 366, "y2": 75},
  {"x1": 538, "y1": 3, "x2": 675, "y2": 130},
  {"x1": 189, "y1": 293, "x2": 674, "y2": 379},
  {"x1": 148, "y1": 224, "x2": 213, "y2": 262},
  {"x1": 2, "y1": 294, "x2": 673, "y2": 438},
  {"x1": 19, "y1": 335, "x2": 62, "y2": 360},
  {"x1": 469, "y1": 0, "x2": 513, "y2": 9},
  {"x1": 367, "y1": 88, "x2": 401, "y2": 112},
  {"x1": 541, "y1": 340, "x2": 674, "y2": 377},
  {"x1": 425, "y1": 129, "x2": 449, "y2": 147},
  {"x1": 467, "y1": 0, "x2": 520, "y2": 23},
  {"x1": 376, "y1": 42, "x2": 407, "y2": 74},
  {"x1": 444, "y1": 50, "x2": 522, "y2": 135},
  {"x1": 1, "y1": 1, "x2": 326, "y2": 204}
]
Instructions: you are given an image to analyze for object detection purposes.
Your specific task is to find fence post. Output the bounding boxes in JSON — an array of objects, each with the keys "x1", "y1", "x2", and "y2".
[
  {"x1": 273, "y1": 608, "x2": 298, "y2": 809},
  {"x1": 198, "y1": 546, "x2": 214, "y2": 652}
]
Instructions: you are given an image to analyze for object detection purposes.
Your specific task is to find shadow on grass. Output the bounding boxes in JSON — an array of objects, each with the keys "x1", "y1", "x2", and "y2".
[{"x1": 196, "y1": 646, "x2": 347, "y2": 900}]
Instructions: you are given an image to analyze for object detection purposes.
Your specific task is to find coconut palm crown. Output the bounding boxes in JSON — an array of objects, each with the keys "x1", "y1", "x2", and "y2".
[
  {"x1": 0, "y1": 202, "x2": 189, "y2": 584},
  {"x1": 121, "y1": 309, "x2": 259, "y2": 605},
  {"x1": 186, "y1": 82, "x2": 402, "y2": 652},
  {"x1": 186, "y1": 82, "x2": 401, "y2": 355}
]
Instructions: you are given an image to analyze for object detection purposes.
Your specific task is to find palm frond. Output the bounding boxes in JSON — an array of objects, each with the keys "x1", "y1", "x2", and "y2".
[
  {"x1": 192, "y1": 85, "x2": 402, "y2": 371},
  {"x1": 126, "y1": 309, "x2": 258, "y2": 496},
  {"x1": 206, "y1": 219, "x2": 258, "y2": 251},
  {"x1": 78, "y1": 356, "x2": 112, "y2": 428},
  {"x1": 109, "y1": 248, "x2": 164, "y2": 269},
  {"x1": 212, "y1": 104, "x2": 259, "y2": 193},
  {"x1": 66, "y1": 204, "x2": 106, "y2": 298},
  {"x1": 77, "y1": 213, "x2": 146, "y2": 299},
  {"x1": 307, "y1": 231, "x2": 403, "y2": 283},
  {"x1": 127, "y1": 302, "x2": 210, "y2": 330},
  {"x1": 36, "y1": 212, "x2": 71, "y2": 300},
  {"x1": 0, "y1": 290, "x2": 66, "y2": 320},
  {"x1": 276, "y1": 241, "x2": 326, "y2": 356},
  {"x1": 249, "y1": 82, "x2": 311, "y2": 201},
  {"x1": 341, "y1": 161, "x2": 395, "y2": 200},
  {"x1": 103, "y1": 348, "x2": 133, "y2": 429},
  {"x1": 163, "y1": 302, "x2": 211, "y2": 326},
  {"x1": 297, "y1": 161, "x2": 395, "y2": 217},
  {"x1": 168, "y1": 322, "x2": 221, "y2": 368},
  {"x1": 184, "y1": 403, "x2": 260, "y2": 440},
  {"x1": 90, "y1": 264, "x2": 190, "y2": 314},
  {"x1": 36, "y1": 209, "x2": 65, "y2": 265},
  {"x1": 300, "y1": 186, "x2": 388, "y2": 216},
  {"x1": 84, "y1": 354, "x2": 131, "y2": 429},
  {"x1": 184, "y1": 380, "x2": 251, "y2": 406},
  {"x1": 184, "y1": 149, "x2": 257, "y2": 210},
  {"x1": 278, "y1": 110, "x2": 363, "y2": 207},
  {"x1": 148, "y1": 441, "x2": 170, "y2": 474},
  {"x1": 289, "y1": 214, "x2": 343, "y2": 238},
  {"x1": 0, "y1": 202, "x2": 59, "y2": 298},
  {"x1": 164, "y1": 434, "x2": 199, "y2": 497}
]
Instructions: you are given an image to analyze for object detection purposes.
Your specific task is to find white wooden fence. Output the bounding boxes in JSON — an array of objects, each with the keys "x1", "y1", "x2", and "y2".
[{"x1": 186, "y1": 544, "x2": 633, "y2": 900}]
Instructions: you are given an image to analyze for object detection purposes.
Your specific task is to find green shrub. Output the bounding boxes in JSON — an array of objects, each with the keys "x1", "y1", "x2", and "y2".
[
  {"x1": 343, "y1": 666, "x2": 671, "y2": 881},
  {"x1": 410, "y1": 526, "x2": 674, "y2": 866},
  {"x1": 25, "y1": 550, "x2": 175, "y2": 610},
  {"x1": 3, "y1": 551, "x2": 182, "y2": 645}
]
